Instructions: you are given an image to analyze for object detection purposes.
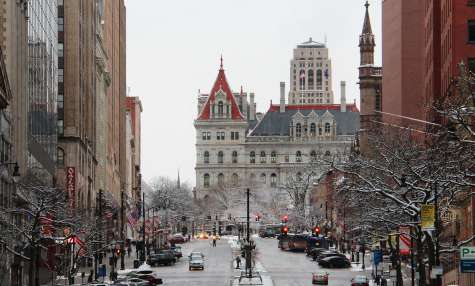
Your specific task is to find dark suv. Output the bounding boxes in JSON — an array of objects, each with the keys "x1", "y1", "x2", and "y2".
[{"x1": 147, "y1": 250, "x2": 176, "y2": 266}]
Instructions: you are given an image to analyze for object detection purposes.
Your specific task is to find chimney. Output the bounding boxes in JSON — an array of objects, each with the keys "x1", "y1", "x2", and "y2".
[
  {"x1": 340, "y1": 81, "x2": 347, "y2": 112},
  {"x1": 249, "y1": 93, "x2": 256, "y2": 120},
  {"x1": 280, "y1": 82, "x2": 286, "y2": 113}
]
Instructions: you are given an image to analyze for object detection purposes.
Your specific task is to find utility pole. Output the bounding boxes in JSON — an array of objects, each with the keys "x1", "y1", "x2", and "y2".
[
  {"x1": 245, "y1": 188, "x2": 252, "y2": 277},
  {"x1": 434, "y1": 181, "x2": 441, "y2": 286},
  {"x1": 120, "y1": 190, "x2": 125, "y2": 270},
  {"x1": 141, "y1": 193, "x2": 146, "y2": 262}
]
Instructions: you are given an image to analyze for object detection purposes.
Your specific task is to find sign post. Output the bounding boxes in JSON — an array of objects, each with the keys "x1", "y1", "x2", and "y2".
[{"x1": 460, "y1": 247, "x2": 475, "y2": 273}]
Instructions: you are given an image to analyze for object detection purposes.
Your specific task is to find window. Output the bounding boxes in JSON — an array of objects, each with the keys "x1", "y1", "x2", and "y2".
[
  {"x1": 316, "y1": 70, "x2": 323, "y2": 87},
  {"x1": 310, "y1": 123, "x2": 316, "y2": 135},
  {"x1": 218, "y1": 151, "x2": 224, "y2": 164},
  {"x1": 325, "y1": 122, "x2": 331, "y2": 134},
  {"x1": 270, "y1": 173, "x2": 277, "y2": 187},
  {"x1": 57, "y1": 148, "x2": 65, "y2": 166},
  {"x1": 310, "y1": 150, "x2": 317, "y2": 161},
  {"x1": 204, "y1": 174, "x2": 210, "y2": 188},
  {"x1": 218, "y1": 173, "x2": 225, "y2": 186},
  {"x1": 260, "y1": 173, "x2": 266, "y2": 184},
  {"x1": 58, "y1": 43, "x2": 64, "y2": 57},
  {"x1": 58, "y1": 94, "x2": 64, "y2": 111},
  {"x1": 217, "y1": 131, "x2": 225, "y2": 140},
  {"x1": 58, "y1": 120, "x2": 64, "y2": 136},
  {"x1": 58, "y1": 69, "x2": 64, "y2": 83},
  {"x1": 232, "y1": 151, "x2": 238, "y2": 163},
  {"x1": 325, "y1": 150, "x2": 331, "y2": 157},
  {"x1": 58, "y1": 17, "x2": 64, "y2": 31},
  {"x1": 231, "y1": 131, "x2": 239, "y2": 140},
  {"x1": 204, "y1": 151, "x2": 210, "y2": 164},
  {"x1": 469, "y1": 20, "x2": 475, "y2": 42},
  {"x1": 271, "y1": 151, "x2": 277, "y2": 163},
  {"x1": 250, "y1": 151, "x2": 255, "y2": 164},
  {"x1": 299, "y1": 70, "x2": 306, "y2": 89},
  {"x1": 232, "y1": 173, "x2": 239, "y2": 186},
  {"x1": 202, "y1": 132, "x2": 207, "y2": 140},
  {"x1": 296, "y1": 151, "x2": 302, "y2": 162},
  {"x1": 318, "y1": 126, "x2": 323, "y2": 136},
  {"x1": 285, "y1": 155, "x2": 289, "y2": 163},
  {"x1": 218, "y1": 101, "x2": 224, "y2": 116},
  {"x1": 468, "y1": 58, "x2": 475, "y2": 73},
  {"x1": 296, "y1": 123, "x2": 302, "y2": 137},
  {"x1": 206, "y1": 132, "x2": 211, "y2": 140},
  {"x1": 250, "y1": 173, "x2": 256, "y2": 184},
  {"x1": 308, "y1": 69, "x2": 314, "y2": 89},
  {"x1": 260, "y1": 151, "x2": 266, "y2": 163}
]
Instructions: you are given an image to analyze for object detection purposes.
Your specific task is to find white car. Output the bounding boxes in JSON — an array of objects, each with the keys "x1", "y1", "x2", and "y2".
[{"x1": 189, "y1": 252, "x2": 205, "y2": 270}]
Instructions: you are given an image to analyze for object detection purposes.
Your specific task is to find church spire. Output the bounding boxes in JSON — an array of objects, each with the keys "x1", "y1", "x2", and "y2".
[
  {"x1": 177, "y1": 169, "x2": 181, "y2": 189},
  {"x1": 359, "y1": 0, "x2": 375, "y2": 66}
]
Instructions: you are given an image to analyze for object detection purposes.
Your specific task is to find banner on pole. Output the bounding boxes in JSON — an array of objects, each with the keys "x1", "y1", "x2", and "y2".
[{"x1": 421, "y1": 204, "x2": 435, "y2": 230}]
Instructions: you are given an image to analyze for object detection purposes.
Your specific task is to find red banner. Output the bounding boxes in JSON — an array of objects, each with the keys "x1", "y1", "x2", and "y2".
[{"x1": 66, "y1": 167, "x2": 76, "y2": 209}]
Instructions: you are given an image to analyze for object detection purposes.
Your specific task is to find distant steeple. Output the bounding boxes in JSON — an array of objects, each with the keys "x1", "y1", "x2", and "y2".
[
  {"x1": 177, "y1": 169, "x2": 181, "y2": 189},
  {"x1": 359, "y1": 0, "x2": 375, "y2": 66}
]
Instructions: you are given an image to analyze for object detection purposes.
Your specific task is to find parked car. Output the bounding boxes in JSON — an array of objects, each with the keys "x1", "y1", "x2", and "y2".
[
  {"x1": 147, "y1": 250, "x2": 176, "y2": 266},
  {"x1": 316, "y1": 250, "x2": 345, "y2": 262},
  {"x1": 318, "y1": 256, "x2": 351, "y2": 268},
  {"x1": 189, "y1": 252, "x2": 205, "y2": 270},
  {"x1": 135, "y1": 274, "x2": 163, "y2": 286},
  {"x1": 197, "y1": 232, "x2": 209, "y2": 239},
  {"x1": 307, "y1": 247, "x2": 326, "y2": 258},
  {"x1": 171, "y1": 245, "x2": 182, "y2": 258},
  {"x1": 312, "y1": 271, "x2": 329, "y2": 285},
  {"x1": 351, "y1": 275, "x2": 369, "y2": 286}
]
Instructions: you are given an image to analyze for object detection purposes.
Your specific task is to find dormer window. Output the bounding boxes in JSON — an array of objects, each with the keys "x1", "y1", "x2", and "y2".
[
  {"x1": 296, "y1": 123, "x2": 302, "y2": 138},
  {"x1": 218, "y1": 101, "x2": 224, "y2": 116},
  {"x1": 325, "y1": 122, "x2": 331, "y2": 134},
  {"x1": 310, "y1": 123, "x2": 316, "y2": 136}
]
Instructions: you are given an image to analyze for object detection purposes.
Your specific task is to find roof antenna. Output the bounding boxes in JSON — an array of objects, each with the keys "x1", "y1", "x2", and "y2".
[{"x1": 324, "y1": 34, "x2": 327, "y2": 45}]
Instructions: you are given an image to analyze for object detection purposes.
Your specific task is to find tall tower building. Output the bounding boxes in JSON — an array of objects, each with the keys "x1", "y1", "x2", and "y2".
[
  {"x1": 358, "y1": 1, "x2": 382, "y2": 153},
  {"x1": 288, "y1": 38, "x2": 334, "y2": 105}
]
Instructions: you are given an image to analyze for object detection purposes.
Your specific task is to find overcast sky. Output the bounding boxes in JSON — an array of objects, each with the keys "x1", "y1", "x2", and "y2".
[{"x1": 126, "y1": 0, "x2": 382, "y2": 187}]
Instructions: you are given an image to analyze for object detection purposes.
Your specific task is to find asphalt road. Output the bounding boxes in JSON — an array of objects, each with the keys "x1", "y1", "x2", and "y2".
[
  {"x1": 152, "y1": 238, "x2": 233, "y2": 286},
  {"x1": 255, "y1": 237, "x2": 373, "y2": 286}
]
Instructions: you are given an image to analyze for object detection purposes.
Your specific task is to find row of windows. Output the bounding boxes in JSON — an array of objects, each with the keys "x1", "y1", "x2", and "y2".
[
  {"x1": 202, "y1": 131, "x2": 240, "y2": 141},
  {"x1": 203, "y1": 173, "x2": 278, "y2": 188},
  {"x1": 295, "y1": 122, "x2": 331, "y2": 137},
  {"x1": 203, "y1": 150, "x2": 332, "y2": 164}
]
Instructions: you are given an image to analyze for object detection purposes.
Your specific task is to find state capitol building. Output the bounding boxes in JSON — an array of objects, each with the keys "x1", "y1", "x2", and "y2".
[{"x1": 194, "y1": 39, "x2": 360, "y2": 197}]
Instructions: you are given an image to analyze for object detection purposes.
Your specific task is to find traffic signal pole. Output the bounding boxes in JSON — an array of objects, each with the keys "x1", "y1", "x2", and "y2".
[
  {"x1": 120, "y1": 190, "x2": 125, "y2": 270},
  {"x1": 246, "y1": 188, "x2": 252, "y2": 277}
]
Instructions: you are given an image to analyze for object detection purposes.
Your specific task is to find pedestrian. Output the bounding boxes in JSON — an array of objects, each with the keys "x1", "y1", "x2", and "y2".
[
  {"x1": 127, "y1": 245, "x2": 132, "y2": 258},
  {"x1": 87, "y1": 269, "x2": 94, "y2": 283},
  {"x1": 235, "y1": 256, "x2": 241, "y2": 269},
  {"x1": 212, "y1": 238, "x2": 217, "y2": 247}
]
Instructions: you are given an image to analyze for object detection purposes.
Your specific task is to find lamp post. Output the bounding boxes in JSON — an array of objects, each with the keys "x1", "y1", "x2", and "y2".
[{"x1": 141, "y1": 193, "x2": 145, "y2": 262}]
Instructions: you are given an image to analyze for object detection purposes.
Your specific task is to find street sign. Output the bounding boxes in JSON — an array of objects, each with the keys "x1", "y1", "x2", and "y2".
[
  {"x1": 373, "y1": 250, "x2": 383, "y2": 266},
  {"x1": 460, "y1": 247, "x2": 475, "y2": 273},
  {"x1": 421, "y1": 204, "x2": 435, "y2": 230},
  {"x1": 461, "y1": 247, "x2": 475, "y2": 260}
]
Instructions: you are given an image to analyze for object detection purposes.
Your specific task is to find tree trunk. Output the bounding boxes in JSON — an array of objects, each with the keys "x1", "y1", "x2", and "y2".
[
  {"x1": 416, "y1": 227, "x2": 427, "y2": 286},
  {"x1": 28, "y1": 245, "x2": 35, "y2": 286}
]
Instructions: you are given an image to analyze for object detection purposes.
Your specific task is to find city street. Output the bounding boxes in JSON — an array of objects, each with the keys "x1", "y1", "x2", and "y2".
[
  {"x1": 255, "y1": 237, "x2": 372, "y2": 286},
  {"x1": 152, "y1": 238, "x2": 233, "y2": 285}
]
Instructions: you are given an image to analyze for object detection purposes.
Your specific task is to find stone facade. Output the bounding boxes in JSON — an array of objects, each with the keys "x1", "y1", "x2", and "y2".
[
  {"x1": 288, "y1": 38, "x2": 334, "y2": 105},
  {"x1": 195, "y1": 51, "x2": 359, "y2": 198}
]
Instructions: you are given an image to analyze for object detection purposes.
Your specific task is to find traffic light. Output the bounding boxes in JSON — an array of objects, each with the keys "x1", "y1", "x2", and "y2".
[
  {"x1": 314, "y1": 226, "x2": 321, "y2": 235},
  {"x1": 115, "y1": 248, "x2": 121, "y2": 256},
  {"x1": 282, "y1": 215, "x2": 288, "y2": 223},
  {"x1": 255, "y1": 215, "x2": 260, "y2": 222},
  {"x1": 281, "y1": 226, "x2": 289, "y2": 235}
]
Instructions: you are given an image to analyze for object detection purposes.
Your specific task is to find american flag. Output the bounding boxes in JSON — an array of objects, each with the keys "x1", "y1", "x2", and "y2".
[{"x1": 127, "y1": 208, "x2": 139, "y2": 227}]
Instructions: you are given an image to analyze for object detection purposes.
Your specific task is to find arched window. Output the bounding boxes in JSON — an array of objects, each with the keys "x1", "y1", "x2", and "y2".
[
  {"x1": 218, "y1": 173, "x2": 225, "y2": 186},
  {"x1": 204, "y1": 151, "x2": 210, "y2": 164},
  {"x1": 325, "y1": 122, "x2": 331, "y2": 134},
  {"x1": 218, "y1": 151, "x2": 224, "y2": 164},
  {"x1": 260, "y1": 173, "x2": 266, "y2": 184},
  {"x1": 57, "y1": 148, "x2": 65, "y2": 166},
  {"x1": 260, "y1": 151, "x2": 266, "y2": 163},
  {"x1": 310, "y1": 150, "x2": 317, "y2": 161},
  {"x1": 308, "y1": 69, "x2": 314, "y2": 89},
  {"x1": 316, "y1": 70, "x2": 323, "y2": 87},
  {"x1": 250, "y1": 151, "x2": 255, "y2": 164},
  {"x1": 232, "y1": 151, "x2": 238, "y2": 164},
  {"x1": 232, "y1": 173, "x2": 239, "y2": 186},
  {"x1": 270, "y1": 173, "x2": 277, "y2": 187},
  {"x1": 310, "y1": 123, "x2": 316, "y2": 136},
  {"x1": 318, "y1": 125, "x2": 323, "y2": 136},
  {"x1": 271, "y1": 151, "x2": 277, "y2": 163},
  {"x1": 204, "y1": 174, "x2": 210, "y2": 188},
  {"x1": 296, "y1": 123, "x2": 302, "y2": 138},
  {"x1": 296, "y1": 151, "x2": 302, "y2": 162},
  {"x1": 218, "y1": 101, "x2": 224, "y2": 116},
  {"x1": 299, "y1": 70, "x2": 306, "y2": 89}
]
